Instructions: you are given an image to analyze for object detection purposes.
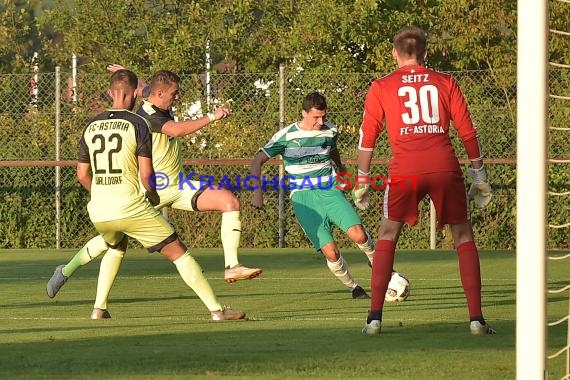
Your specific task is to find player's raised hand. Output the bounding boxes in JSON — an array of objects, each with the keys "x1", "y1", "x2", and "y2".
[
  {"x1": 106, "y1": 64, "x2": 126, "y2": 73},
  {"x1": 212, "y1": 107, "x2": 231, "y2": 121},
  {"x1": 468, "y1": 165, "x2": 492, "y2": 208}
]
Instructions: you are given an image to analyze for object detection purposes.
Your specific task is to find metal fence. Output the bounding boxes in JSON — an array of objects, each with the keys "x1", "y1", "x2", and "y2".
[{"x1": 0, "y1": 66, "x2": 568, "y2": 250}]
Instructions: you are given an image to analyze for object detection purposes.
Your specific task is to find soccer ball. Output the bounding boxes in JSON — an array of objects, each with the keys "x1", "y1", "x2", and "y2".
[{"x1": 385, "y1": 272, "x2": 411, "y2": 302}]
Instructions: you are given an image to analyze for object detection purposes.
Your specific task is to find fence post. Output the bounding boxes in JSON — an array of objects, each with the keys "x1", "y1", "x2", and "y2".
[
  {"x1": 278, "y1": 64, "x2": 286, "y2": 248},
  {"x1": 205, "y1": 39, "x2": 211, "y2": 109},
  {"x1": 30, "y1": 52, "x2": 39, "y2": 108},
  {"x1": 429, "y1": 200, "x2": 436, "y2": 249},
  {"x1": 55, "y1": 67, "x2": 62, "y2": 249},
  {"x1": 71, "y1": 54, "x2": 78, "y2": 103}
]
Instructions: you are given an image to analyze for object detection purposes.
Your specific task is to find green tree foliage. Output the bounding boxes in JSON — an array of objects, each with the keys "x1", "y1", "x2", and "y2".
[
  {"x1": 208, "y1": 0, "x2": 296, "y2": 72},
  {"x1": 212, "y1": 0, "x2": 440, "y2": 73},
  {"x1": 32, "y1": 0, "x2": 519, "y2": 75},
  {"x1": 431, "y1": 0, "x2": 517, "y2": 71},
  {"x1": 0, "y1": 0, "x2": 43, "y2": 73},
  {"x1": 39, "y1": 0, "x2": 214, "y2": 74}
]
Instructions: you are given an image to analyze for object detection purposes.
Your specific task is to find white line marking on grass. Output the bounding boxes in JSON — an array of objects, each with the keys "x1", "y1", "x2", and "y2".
[
  {"x1": 208, "y1": 276, "x2": 503, "y2": 281},
  {"x1": 1, "y1": 276, "x2": 514, "y2": 281},
  {"x1": 2, "y1": 316, "x2": 514, "y2": 323},
  {"x1": 2, "y1": 316, "x2": 214, "y2": 321}
]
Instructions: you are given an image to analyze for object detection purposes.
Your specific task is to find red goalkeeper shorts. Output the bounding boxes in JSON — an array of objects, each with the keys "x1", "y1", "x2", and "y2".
[{"x1": 382, "y1": 171, "x2": 469, "y2": 228}]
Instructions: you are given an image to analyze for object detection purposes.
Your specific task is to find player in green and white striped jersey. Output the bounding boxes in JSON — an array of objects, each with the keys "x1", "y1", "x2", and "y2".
[{"x1": 251, "y1": 92, "x2": 375, "y2": 299}]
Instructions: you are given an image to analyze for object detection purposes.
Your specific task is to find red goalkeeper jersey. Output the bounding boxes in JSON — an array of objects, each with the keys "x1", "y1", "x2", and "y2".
[{"x1": 359, "y1": 65, "x2": 481, "y2": 176}]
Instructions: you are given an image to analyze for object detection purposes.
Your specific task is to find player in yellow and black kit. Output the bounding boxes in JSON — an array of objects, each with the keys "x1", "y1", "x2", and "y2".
[
  {"x1": 52, "y1": 69, "x2": 245, "y2": 321},
  {"x1": 47, "y1": 68, "x2": 261, "y2": 307}
]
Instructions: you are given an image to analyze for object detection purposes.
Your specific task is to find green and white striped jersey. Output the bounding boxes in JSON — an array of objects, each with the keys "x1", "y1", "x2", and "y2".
[{"x1": 261, "y1": 122, "x2": 338, "y2": 192}]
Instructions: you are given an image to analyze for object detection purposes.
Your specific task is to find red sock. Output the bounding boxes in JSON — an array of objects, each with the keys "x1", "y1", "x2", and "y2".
[
  {"x1": 370, "y1": 240, "x2": 396, "y2": 314},
  {"x1": 456, "y1": 241, "x2": 483, "y2": 319}
]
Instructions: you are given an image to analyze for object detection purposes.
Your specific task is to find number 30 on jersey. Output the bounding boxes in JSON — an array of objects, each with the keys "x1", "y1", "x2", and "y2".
[{"x1": 399, "y1": 85, "x2": 440, "y2": 125}]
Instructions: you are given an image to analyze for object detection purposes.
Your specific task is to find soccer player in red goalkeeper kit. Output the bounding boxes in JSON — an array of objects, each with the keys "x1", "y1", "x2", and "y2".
[{"x1": 354, "y1": 26, "x2": 496, "y2": 336}]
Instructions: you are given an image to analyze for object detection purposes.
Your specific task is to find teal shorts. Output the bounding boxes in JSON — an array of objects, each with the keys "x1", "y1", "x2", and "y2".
[{"x1": 291, "y1": 188, "x2": 363, "y2": 250}]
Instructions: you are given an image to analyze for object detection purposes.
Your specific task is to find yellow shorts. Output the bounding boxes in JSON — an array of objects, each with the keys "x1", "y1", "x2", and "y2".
[
  {"x1": 156, "y1": 181, "x2": 209, "y2": 211},
  {"x1": 93, "y1": 206, "x2": 177, "y2": 252}
]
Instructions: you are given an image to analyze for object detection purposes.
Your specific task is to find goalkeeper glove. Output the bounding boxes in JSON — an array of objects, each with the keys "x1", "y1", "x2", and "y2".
[
  {"x1": 467, "y1": 165, "x2": 492, "y2": 208},
  {"x1": 352, "y1": 183, "x2": 370, "y2": 211},
  {"x1": 145, "y1": 190, "x2": 160, "y2": 207}
]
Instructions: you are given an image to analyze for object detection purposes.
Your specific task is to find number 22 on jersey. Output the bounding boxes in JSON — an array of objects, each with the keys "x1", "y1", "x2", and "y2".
[{"x1": 91, "y1": 133, "x2": 123, "y2": 174}]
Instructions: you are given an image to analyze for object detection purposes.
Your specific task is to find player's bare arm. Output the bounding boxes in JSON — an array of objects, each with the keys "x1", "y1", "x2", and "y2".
[
  {"x1": 76, "y1": 162, "x2": 92, "y2": 192},
  {"x1": 106, "y1": 65, "x2": 229, "y2": 131},
  {"x1": 250, "y1": 151, "x2": 270, "y2": 209},
  {"x1": 161, "y1": 107, "x2": 230, "y2": 138},
  {"x1": 138, "y1": 156, "x2": 155, "y2": 193},
  {"x1": 356, "y1": 150, "x2": 373, "y2": 176},
  {"x1": 138, "y1": 156, "x2": 160, "y2": 206},
  {"x1": 329, "y1": 147, "x2": 346, "y2": 173}
]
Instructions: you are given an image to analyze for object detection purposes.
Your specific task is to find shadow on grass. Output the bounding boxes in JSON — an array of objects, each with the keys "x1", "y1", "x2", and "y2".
[{"x1": 0, "y1": 321, "x2": 516, "y2": 379}]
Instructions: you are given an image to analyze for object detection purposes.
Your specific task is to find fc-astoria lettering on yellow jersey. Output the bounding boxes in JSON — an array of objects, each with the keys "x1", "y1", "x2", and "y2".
[{"x1": 78, "y1": 109, "x2": 153, "y2": 222}]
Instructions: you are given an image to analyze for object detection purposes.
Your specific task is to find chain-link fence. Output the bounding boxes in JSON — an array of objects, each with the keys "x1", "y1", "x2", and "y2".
[{"x1": 0, "y1": 66, "x2": 568, "y2": 250}]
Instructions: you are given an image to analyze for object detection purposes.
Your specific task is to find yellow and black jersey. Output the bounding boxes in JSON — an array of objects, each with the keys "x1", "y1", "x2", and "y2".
[
  {"x1": 78, "y1": 109, "x2": 152, "y2": 222},
  {"x1": 136, "y1": 100, "x2": 183, "y2": 187}
]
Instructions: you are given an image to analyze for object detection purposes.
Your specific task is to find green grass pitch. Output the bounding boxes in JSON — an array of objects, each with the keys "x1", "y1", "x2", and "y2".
[{"x1": 0, "y1": 248, "x2": 567, "y2": 379}]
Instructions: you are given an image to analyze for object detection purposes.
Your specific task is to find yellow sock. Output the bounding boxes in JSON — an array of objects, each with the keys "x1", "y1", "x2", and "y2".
[
  {"x1": 93, "y1": 248, "x2": 124, "y2": 310},
  {"x1": 63, "y1": 235, "x2": 108, "y2": 277},
  {"x1": 173, "y1": 252, "x2": 222, "y2": 311},
  {"x1": 221, "y1": 211, "x2": 241, "y2": 268}
]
